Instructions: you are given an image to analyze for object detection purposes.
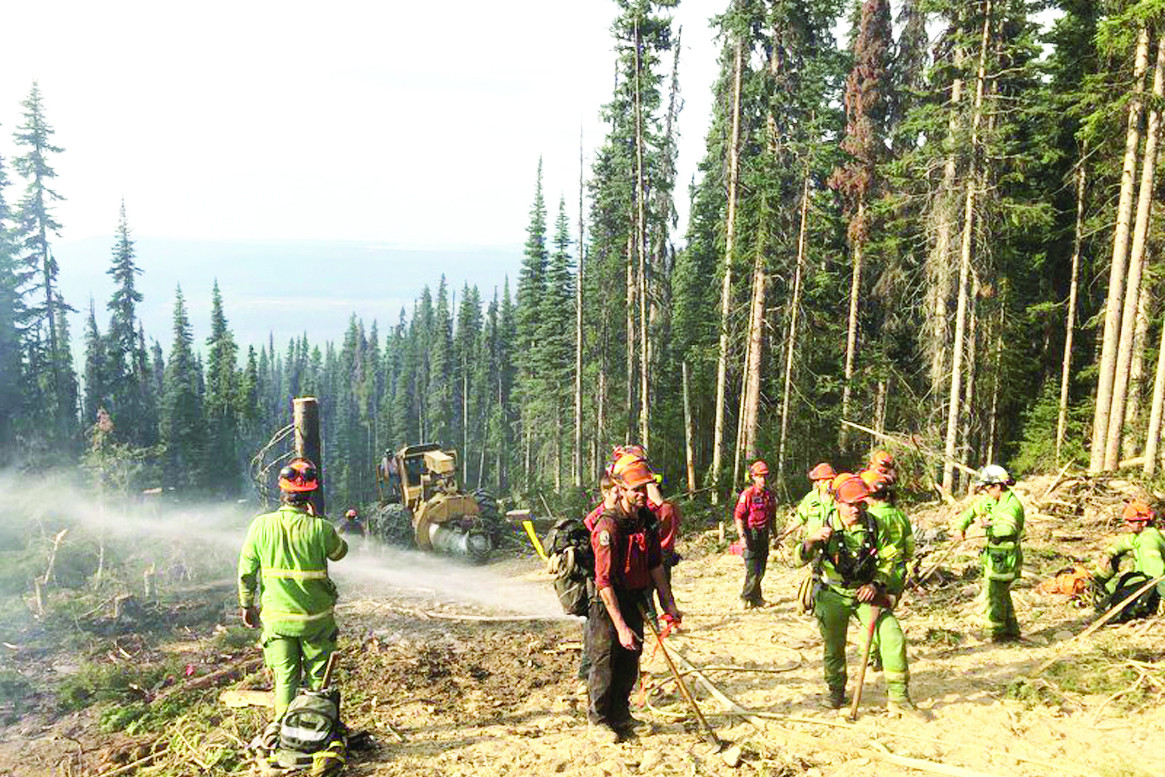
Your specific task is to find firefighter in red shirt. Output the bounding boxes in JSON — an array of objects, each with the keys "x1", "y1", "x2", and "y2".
[
  {"x1": 735, "y1": 460, "x2": 777, "y2": 609},
  {"x1": 586, "y1": 459, "x2": 682, "y2": 743}
]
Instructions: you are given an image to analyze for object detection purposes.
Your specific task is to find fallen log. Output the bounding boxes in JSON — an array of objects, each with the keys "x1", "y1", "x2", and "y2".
[{"x1": 151, "y1": 656, "x2": 263, "y2": 705}]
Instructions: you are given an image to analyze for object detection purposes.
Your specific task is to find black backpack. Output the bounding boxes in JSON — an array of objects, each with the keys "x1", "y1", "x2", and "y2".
[
  {"x1": 1097, "y1": 571, "x2": 1160, "y2": 624},
  {"x1": 544, "y1": 518, "x2": 595, "y2": 617}
]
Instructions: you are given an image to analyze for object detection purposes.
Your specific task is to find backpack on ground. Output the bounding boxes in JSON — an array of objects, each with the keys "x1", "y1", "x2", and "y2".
[
  {"x1": 266, "y1": 687, "x2": 347, "y2": 775},
  {"x1": 1097, "y1": 571, "x2": 1160, "y2": 624},
  {"x1": 544, "y1": 518, "x2": 595, "y2": 617}
]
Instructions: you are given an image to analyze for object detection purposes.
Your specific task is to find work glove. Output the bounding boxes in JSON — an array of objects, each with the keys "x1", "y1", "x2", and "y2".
[{"x1": 242, "y1": 605, "x2": 261, "y2": 629}]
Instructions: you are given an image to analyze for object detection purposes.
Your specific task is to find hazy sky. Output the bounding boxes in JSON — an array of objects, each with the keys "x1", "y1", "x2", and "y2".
[{"x1": 0, "y1": 0, "x2": 727, "y2": 249}]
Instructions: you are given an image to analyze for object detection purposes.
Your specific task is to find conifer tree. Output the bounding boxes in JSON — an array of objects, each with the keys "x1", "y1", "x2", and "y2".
[
  {"x1": 205, "y1": 281, "x2": 240, "y2": 494},
  {"x1": 160, "y1": 286, "x2": 205, "y2": 491},
  {"x1": 0, "y1": 142, "x2": 22, "y2": 450},
  {"x1": 82, "y1": 298, "x2": 109, "y2": 428},
  {"x1": 105, "y1": 200, "x2": 146, "y2": 442},
  {"x1": 12, "y1": 82, "x2": 76, "y2": 442}
]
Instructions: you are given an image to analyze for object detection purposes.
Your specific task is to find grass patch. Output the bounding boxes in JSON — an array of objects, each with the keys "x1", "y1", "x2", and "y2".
[
  {"x1": 1007, "y1": 646, "x2": 1165, "y2": 709},
  {"x1": 209, "y1": 626, "x2": 259, "y2": 653},
  {"x1": 922, "y1": 627, "x2": 964, "y2": 647},
  {"x1": 58, "y1": 657, "x2": 181, "y2": 711}
]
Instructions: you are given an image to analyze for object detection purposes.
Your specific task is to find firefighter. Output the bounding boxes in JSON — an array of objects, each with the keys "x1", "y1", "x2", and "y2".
[
  {"x1": 735, "y1": 460, "x2": 777, "y2": 609},
  {"x1": 336, "y1": 508, "x2": 366, "y2": 537},
  {"x1": 795, "y1": 462, "x2": 837, "y2": 529},
  {"x1": 794, "y1": 475, "x2": 925, "y2": 720},
  {"x1": 955, "y1": 464, "x2": 1024, "y2": 642},
  {"x1": 1094, "y1": 499, "x2": 1165, "y2": 599},
  {"x1": 869, "y1": 450, "x2": 898, "y2": 483},
  {"x1": 587, "y1": 459, "x2": 682, "y2": 743},
  {"x1": 860, "y1": 469, "x2": 914, "y2": 672},
  {"x1": 238, "y1": 457, "x2": 348, "y2": 738}
]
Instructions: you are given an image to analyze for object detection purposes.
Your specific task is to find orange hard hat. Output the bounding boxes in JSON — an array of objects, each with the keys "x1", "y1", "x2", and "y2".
[
  {"x1": 859, "y1": 469, "x2": 890, "y2": 494},
  {"x1": 616, "y1": 460, "x2": 655, "y2": 490},
  {"x1": 279, "y1": 457, "x2": 319, "y2": 492},
  {"x1": 1122, "y1": 500, "x2": 1154, "y2": 522},
  {"x1": 608, "y1": 444, "x2": 649, "y2": 477},
  {"x1": 830, "y1": 472, "x2": 856, "y2": 493},
  {"x1": 808, "y1": 462, "x2": 836, "y2": 481},
  {"x1": 749, "y1": 460, "x2": 769, "y2": 477},
  {"x1": 835, "y1": 476, "x2": 871, "y2": 504},
  {"x1": 870, "y1": 450, "x2": 895, "y2": 468}
]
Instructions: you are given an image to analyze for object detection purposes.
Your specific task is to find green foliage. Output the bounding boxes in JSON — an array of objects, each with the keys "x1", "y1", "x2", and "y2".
[
  {"x1": 1011, "y1": 380, "x2": 1089, "y2": 476},
  {"x1": 57, "y1": 658, "x2": 178, "y2": 711}
]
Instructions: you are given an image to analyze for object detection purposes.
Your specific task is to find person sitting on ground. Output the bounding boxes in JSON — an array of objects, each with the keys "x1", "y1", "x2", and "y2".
[{"x1": 1094, "y1": 499, "x2": 1165, "y2": 604}]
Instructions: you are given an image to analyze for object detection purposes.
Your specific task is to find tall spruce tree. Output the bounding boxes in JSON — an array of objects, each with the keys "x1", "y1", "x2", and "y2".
[
  {"x1": 12, "y1": 82, "x2": 76, "y2": 444},
  {"x1": 0, "y1": 141, "x2": 21, "y2": 451},
  {"x1": 160, "y1": 286, "x2": 205, "y2": 491},
  {"x1": 205, "y1": 282, "x2": 240, "y2": 494},
  {"x1": 105, "y1": 200, "x2": 146, "y2": 442}
]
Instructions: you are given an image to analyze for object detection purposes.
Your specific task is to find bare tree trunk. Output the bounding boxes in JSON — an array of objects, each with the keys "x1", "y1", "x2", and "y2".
[
  {"x1": 625, "y1": 234, "x2": 636, "y2": 442},
  {"x1": 961, "y1": 273, "x2": 981, "y2": 474},
  {"x1": 462, "y1": 368, "x2": 469, "y2": 483},
  {"x1": 1143, "y1": 312, "x2": 1165, "y2": 476},
  {"x1": 633, "y1": 19, "x2": 651, "y2": 451},
  {"x1": 733, "y1": 345, "x2": 749, "y2": 489},
  {"x1": 712, "y1": 32, "x2": 745, "y2": 505},
  {"x1": 778, "y1": 172, "x2": 811, "y2": 483},
  {"x1": 1105, "y1": 34, "x2": 1165, "y2": 469},
  {"x1": 1092, "y1": 26, "x2": 1151, "y2": 473},
  {"x1": 943, "y1": 0, "x2": 992, "y2": 494},
  {"x1": 928, "y1": 73, "x2": 965, "y2": 400},
  {"x1": 987, "y1": 306, "x2": 1005, "y2": 464},
  {"x1": 1123, "y1": 280, "x2": 1152, "y2": 458},
  {"x1": 708, "y1": 39, "x2": 745, "y2": 505},
  {"x1": 597, "y1": 354, "x2": 607, "y2": 477},
  {"x1": 1056, "y1": 161, "x2": 1086, "y2": 462},
  {"x1": 874, "y1": 379, "x2": 887, "y2": 443},
  {"x1": 839, "y1": 197, "x2": 864, "y2": 450},
  {"x1": 574, "y1": 128, "x2": 584, "y2": 488},
  {"x1": 741, "y1": 247, "x2": 767, "y2": 460},
  {"x1": 682, "y1": 360, "x2": 696, "y2": 495}
]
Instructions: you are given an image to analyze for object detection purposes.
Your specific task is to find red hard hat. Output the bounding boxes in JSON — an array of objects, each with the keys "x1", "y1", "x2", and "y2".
[
  {"x1": 749, "y1": 461, "x2": 769, "y2": 477},
  {"x1": 616, "y1": 460, "x2": 655, "y2": 489},
  {"x1": 859, "y1": 469, "x2": 890, "y2": 494},
  {"x1": 808, "y1": 462, "x2": 836, "y2": 481},
  {"x1": 830, "y1": 472, "x2": 856, "y2": 493},
  {"x1": 345, "y1": 508, "x2": 358, "y2": 518},
  {"x1": 1122, "y1": 500, "x2": 1154, "y2": 522},
  {"x1": 279, "y1": 458, "x2": 319, "y2": 492},
  {"x1": 835, "y1": 476, "x2": 871, "y2": 504}
]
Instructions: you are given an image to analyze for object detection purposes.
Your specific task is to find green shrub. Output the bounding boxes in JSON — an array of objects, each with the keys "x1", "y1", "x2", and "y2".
[{"x1": 58, "y1": 658, "x2": 178, "y2": 711}]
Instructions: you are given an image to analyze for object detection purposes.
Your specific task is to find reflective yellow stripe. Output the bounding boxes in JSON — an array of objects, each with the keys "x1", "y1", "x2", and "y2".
[
  {"x1": 262, "y1": 568, "x2": 328, "y2": 580},
  {"x1": 261, "y1": 606, "x2": 335, "y2": 622}
]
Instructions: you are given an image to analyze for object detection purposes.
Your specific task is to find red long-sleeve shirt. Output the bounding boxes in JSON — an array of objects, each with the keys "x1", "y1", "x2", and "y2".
[
  {"x1": 591, "y1": 506, "x2": 662, "y2": 592},
  {"x1": 734, "y1": 484, "x2": 775, "y2": 530}
]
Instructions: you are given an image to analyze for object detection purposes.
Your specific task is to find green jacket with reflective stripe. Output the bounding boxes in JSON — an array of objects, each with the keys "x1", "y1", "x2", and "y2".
[
  {"x1": 1103, "y1": 527, "x2": 1165, "y2": 580},
  {"x1": 866, "y1": 502, "x2": 914, "y2": 596},
  {"x1": 956, "y1": 488, "x2": 1024, "y2": 581},
  {"x1": 238, "y1": 504, "x2": 348, "y2": 636},
  {"x1": 794, "y1": 488, "x2": 833, "y2": 527}
]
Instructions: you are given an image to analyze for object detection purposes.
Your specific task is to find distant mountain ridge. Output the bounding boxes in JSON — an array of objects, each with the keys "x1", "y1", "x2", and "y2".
[{"x1": 55, "y1": 237, "x2": 523, "y2": 353}]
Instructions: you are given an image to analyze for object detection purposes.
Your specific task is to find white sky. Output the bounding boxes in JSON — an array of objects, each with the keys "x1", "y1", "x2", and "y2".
[{"x1": 0, "y1": 0, "x2": 726, "y2": 249}]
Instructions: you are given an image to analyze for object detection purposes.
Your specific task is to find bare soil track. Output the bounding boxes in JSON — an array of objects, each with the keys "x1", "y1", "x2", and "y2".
[{"x1": 3, "y1": 475, "x2": 1165, "y2": 777}]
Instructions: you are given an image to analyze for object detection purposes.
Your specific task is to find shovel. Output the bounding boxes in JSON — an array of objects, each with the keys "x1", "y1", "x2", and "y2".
[{"x1": 848, "y1": 605, "x2": 881, "y2": 720}]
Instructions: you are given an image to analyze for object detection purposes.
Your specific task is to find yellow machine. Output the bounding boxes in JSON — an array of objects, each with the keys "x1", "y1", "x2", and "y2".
[{"x1": 370, "y1": 444, "x2": 499, "y2": 563}]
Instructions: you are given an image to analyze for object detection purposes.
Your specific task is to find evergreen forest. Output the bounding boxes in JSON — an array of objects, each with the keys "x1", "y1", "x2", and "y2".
[{"x1": 4, "y1": 0, "x2": 1165, "y2": 513}]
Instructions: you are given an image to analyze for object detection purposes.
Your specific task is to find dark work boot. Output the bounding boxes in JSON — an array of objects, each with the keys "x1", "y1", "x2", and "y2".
[{"x1": 820, "y1": 687, "x2": 847, "y2": 709}]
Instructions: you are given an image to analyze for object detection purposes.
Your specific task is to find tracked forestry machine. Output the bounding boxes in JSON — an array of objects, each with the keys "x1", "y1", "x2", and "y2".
[{"x1": 369, "y1": 443, "x2": 502, "y2": 563}]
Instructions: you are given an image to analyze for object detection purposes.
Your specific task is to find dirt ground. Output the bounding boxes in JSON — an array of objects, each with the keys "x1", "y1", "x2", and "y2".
[{"x1": 4, "y1": 475, "x2": 1165, "y2": 777}]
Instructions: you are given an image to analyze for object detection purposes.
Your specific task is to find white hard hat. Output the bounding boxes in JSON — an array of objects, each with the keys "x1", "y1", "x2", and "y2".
[{"x1": 975, "y1": 464, "x2": 1012, "y2": 487}]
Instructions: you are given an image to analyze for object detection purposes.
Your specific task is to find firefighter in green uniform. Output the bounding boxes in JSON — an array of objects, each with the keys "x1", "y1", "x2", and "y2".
[
  {"x1": 795, "y1": 475, "x2": 925, "y2": 720},
  {"x1": 955, "y1": 464, "x2": 1024, "y2": 642},
  {"x1": 859, "y1": 469, "x2": 914, "y2": 672},
  {"x1": 794, "y1": 462, "x2": 837, "y2": 529},
  {"x1": 239, "y1": 457, "x2": 348, "y2": 735},
  {"x1": 1094, "y1": 499, "x2": 1165, "y2": 599}
]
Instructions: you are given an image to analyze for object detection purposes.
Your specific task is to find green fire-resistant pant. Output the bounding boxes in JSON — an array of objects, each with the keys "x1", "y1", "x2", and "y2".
[
  {"x1": 263, "y1": 628, "x2": 338, "y2": 718},
  {"x1": 982, "y1": 578, "x2": 1019, "y2": 638},
  {"x1": 814, "y1": 586, "x2": 909, "y2": 701}
]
